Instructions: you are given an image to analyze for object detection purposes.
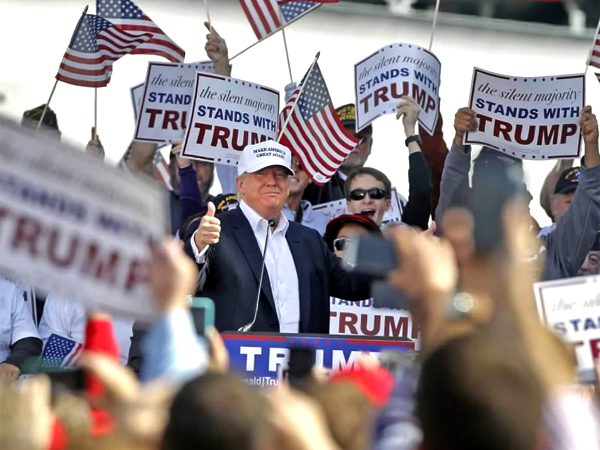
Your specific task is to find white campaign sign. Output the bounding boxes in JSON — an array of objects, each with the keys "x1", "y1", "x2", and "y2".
[
  {"x1": 0, "y1": 116, "x2": 165, "y2": 321},
  {"x1": 312, "y1": 188, "x2": 405, "y2": 226},
  {"x1": 135, "y1": 61, "x2": 215, "y2": 143},
  {"x1": 465, "y1": 68, "x2": 584, "y2": 160},
  {"x1": 355, "y1": 43, "x2": 441, "y2": 135},
  {"x1": 535, "y1": 275, "x2": 600, "y2": 382},
  {"x1": 181, "y1": 73, "x2": 279, "y2": 166},
  {"x1": 330, "y1": 298, "x2": 420, "y2": 349},
  {"x1": 130, "y1": 82, "x2": 145, "y2": 123}
]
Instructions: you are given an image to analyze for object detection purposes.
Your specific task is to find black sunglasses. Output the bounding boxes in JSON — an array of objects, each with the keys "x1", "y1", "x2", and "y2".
[
  {"x1": 333, "y1": 237, "x2": 352, "y2": 252},
  {"x1": 348, "y1": 188, "x2": 388, "y2": 201}
]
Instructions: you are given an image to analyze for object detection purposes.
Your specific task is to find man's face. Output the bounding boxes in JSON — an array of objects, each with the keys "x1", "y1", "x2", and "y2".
[
  {"x1": 579, "y1": 251, "x2": 600, "y2": 276},
  {"x1": 288, "y1": 157, "x2": 310, "y2": 196},
  {"x1": 333, "y1": 223, "x2": 369, "y2": 258},
  {"x1": 192, "y1": 161, "x2": 215, "y2": 194},
  {"x1": 346, "y1": 174, "x2": 390, "y2": 226},
  {"x1": 340, "y1": 125, "x2": 372, "y2": 171},
  {"x1": 550, "y1": 191, "x2": 576, "y2": 223},
  {"x1": 237, "y1": 166, "x2": 290, "y2": 218}
]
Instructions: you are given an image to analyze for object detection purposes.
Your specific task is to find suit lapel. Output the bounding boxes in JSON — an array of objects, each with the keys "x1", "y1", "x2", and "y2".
[
  {"x1": 230, "y1": 208, "x2": 276, "y2": 310},
  {"x1": 286, "y1": 228, "x2": 311, "y2": 333}
]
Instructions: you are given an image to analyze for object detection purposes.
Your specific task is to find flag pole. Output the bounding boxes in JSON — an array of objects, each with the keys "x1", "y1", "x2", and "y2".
[
  {"x1": 279, "y1": 6, "x2": 294, "y2": 83},
  {"x1": 230, "y1": 35, "x2": 272, "y2": 61},
  {"x1": 584, "y1": 18, "x2": 600, "y2": 75},
  {"x1": 38, "y1": 5, "x2": 89, "y2": 131},
  {"x1": 278, "y1": 51, "x2": 320, "y2": 142},
  {"x1": 94, "y1": 87, "x2": 98, "y2": 133},
  {"x1": 428, "y1": 0, "x2": 441, "y2": 51},
  {"x1": 204, "y1": 0, "x2": 212, "y2": 30}
]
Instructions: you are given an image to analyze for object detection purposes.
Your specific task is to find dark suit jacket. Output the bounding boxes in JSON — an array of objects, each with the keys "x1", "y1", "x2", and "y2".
[{"x1": 184, "y1": 207, "x2": 372, "y2": 334}]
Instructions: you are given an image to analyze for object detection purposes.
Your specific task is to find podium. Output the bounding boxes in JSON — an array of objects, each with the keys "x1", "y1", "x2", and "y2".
[{"x1": 222, "y1": 332, "x2": 415, "y2": 386}]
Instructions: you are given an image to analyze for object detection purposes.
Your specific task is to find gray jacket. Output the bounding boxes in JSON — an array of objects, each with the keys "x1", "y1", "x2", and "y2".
[{"x1": 436, "y1": 143, "x2": 600, "y2": 281}]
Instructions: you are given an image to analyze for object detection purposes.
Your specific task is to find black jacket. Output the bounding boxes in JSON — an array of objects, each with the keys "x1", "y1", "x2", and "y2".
[{"x1": 184, "y1": 207, "x2": 372, "y2": 334}]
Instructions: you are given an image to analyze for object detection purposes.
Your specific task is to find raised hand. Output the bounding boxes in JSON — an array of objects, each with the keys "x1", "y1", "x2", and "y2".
[{"x1": 194, "y1": 202, "x2": 221, "y2": 252}]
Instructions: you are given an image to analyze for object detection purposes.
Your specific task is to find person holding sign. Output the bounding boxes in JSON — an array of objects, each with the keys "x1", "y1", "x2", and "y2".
[
  {"x1": 185, "y1": 140, "x2": 372, "y2": 334},
  {"x1": 345, "y1": 97, "x2": 432, "y2": 230},
  {"x1": 436, "y1": 106, "x2": 600, "y2": 281}
]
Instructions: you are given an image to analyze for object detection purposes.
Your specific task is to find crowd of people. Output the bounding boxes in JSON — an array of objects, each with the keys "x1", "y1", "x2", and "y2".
[{"x1": 1, "y1": 15, "x2": 600, "y2": 450}]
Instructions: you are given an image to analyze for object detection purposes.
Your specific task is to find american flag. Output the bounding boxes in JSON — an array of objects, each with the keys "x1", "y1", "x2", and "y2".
[
  {"x1": 97, "y1": 0, "x2": 185, "y2": 63},
  {"x1": 56, "y1": 14, "x2": 152, "y2": 88},
  {"x1": 278, "y1": 0, "x2": 338, "y2": 3},
  {"x1": 41, "y1": 334, "x2": 84, "y2": 368},
  {"x1": 239, "y1": 0, "x2": 321, "y2": 40},
  {"x1": 279, "y1": 62, "x2": 360, "y2": 185},
  {"x1": 119, "y1": 146, "x2": 173, "y2": 191}
]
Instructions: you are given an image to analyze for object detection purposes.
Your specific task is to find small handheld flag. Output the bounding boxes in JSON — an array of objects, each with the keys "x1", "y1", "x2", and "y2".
[
  {"x1": 41, "y1": 334, "x2": 84, "y2": 368},
  {"x1": 279, "y1": 60, "x2": 360, "y2": 185}
]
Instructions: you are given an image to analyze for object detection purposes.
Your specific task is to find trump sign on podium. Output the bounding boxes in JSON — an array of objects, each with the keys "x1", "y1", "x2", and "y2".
[
  {"x1": 181, "y1": 73, "x2": 279, "y2": 166},
  {"x1": 535, "y1": 275, "x2": 600, "y2": 382},
  {"x1": 355, "y1": 43, "x2": 441, "y2": 135},
  {"x1": 134, "y1": 61, "x2": 215, "y2": 143},
  {"x1": 465, "y1": 68, "x2": 584, "y2": 160},
  {"x1": 0, "y1": 116, "x2": 165, "y2": 321},
  {"x1": 222, "y1": 333, "x2": 414, "y2": 386}
]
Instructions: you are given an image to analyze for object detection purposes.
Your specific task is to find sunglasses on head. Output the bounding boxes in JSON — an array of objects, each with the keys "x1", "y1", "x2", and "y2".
[
  {"x1": 333, "y1": 237, "x2": 353, "y2": 252},
  {"x1": 348, "y1": 188, "x2": 387, "y2": 201}
]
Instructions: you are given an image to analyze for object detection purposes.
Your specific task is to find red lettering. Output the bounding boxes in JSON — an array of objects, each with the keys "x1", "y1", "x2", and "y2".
[
  {"x1": 125, "y1": 259, "x2": 150, "y2": 292},
  {"x1": 411, "y1": 317, "x2": 420, "y2": 340},
  {"x1": 514, "y1": 124, "x2": 535, "y2": 145},
  {"x1": 374, "y1": 87, "x2": 389, "y2": 107},
  {"x1": 425, "y1": 96, "x2": 436, "y2": 114},
  {"x1": 231, "y1": 128, "x2": 249, "y2": 151},
  {"x1": 537, "y1": 125, "x2": 559, "y2": 146},
  {"x1": 477, "y1": 114, "x2": 493, "y2": 132},
  {"x1": 212, "y1": 126, "x2": 230, "y2": 149},
  {"x1": 81, "y1": 243, "x2": 120, "y2": 285},
  {"x1": 359, "y1": 93, "x2": 372, "y2": 114},
  {"x1": 493, "y1": 119, "x2": 512, "y2": 141},
  {"x1": 339, "y1": 312, "x2": 358, "y2": 334},
  {"x1": 590, "y1": 338, "x2": 600, "y2": 360},
  {"x1": 48, "y1": 229, "x2": 78, "y2": 267},
  {"x1": 194, "y1": 123, "x2": 213, "y2": 144},
  {"x1": 163, "y1": 110, "x2": 179, "y2": 130},
  {"x1": 412, "y1": 85, "x2": 427, "y2": 109},
  {"x1": 390, "y1": 81, "x2": 409, "y2": 99},
  {"x1": 250, "y1": 133, "x2": 268, "y2": 145},
  {"x1": 385, "y1": 316, "x2": 409, "y2": 338},
  {"x1": 359, "y1": 314, "x2": 380, "y2": 336},
  {"x1": 12, "y1": 216, "x2": 42, "y2": 257},
  {"x1": 560, "y1": 124, "x2": 577, "y2": 144},
  {"x1": 145, "y1": 108, "x2": 162, "y2": 128}
]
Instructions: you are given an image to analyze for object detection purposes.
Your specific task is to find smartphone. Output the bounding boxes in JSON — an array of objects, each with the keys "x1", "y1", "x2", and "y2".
[
  {"x1": 287, "y1": 346, "x2": 315, "y2": 390},
  {"x1": 471, "y1": 156, "x2": 525, "y2": 255},
  {"x1": 191, "y1": 297, "x2": 215, "y2": 337},
  {"x1": 343, "y1": 235, "x2": 398, "y2": 278}
]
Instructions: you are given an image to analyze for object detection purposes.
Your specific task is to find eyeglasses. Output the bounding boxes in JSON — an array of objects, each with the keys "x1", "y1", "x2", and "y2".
[
  {"x1": 333, "y1": 237, "x2": 352, "y2": 252},
  {"x1": 348, "y1": 188, "x2": 388, "y2": 201}
]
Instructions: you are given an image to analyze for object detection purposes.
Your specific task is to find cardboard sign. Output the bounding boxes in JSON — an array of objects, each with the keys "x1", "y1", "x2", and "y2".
[
  {"x1": 535, "y1": 275, "x2": 600, "y2": 382},
  {"x1": 222, "y1": 332, "x2": 414, "y2": 387},
  {"x1": 130, "y1": 82, "x2": 145, "y2": 123},
  {"x1": 466, "y1": 68, "x2": 584, "y2": 160},
  {"x1": 312, "y1": 187, "x2": 405, "y2": 226},
  {"x1": 0, "y1": 117, "x2": 165, "y2": 320},
  {"x1": 355, "y1": 43, "x2": 441, "y2": 134},
  {"x1": 134, "y1": 61, "x2": 215, "y2": 143},
  {"x1": 181, "y1": 73, "x2": 279, "y2": 166},
  {"x1": 329, "y1": 297, "x2": 420, "y2": 349}
]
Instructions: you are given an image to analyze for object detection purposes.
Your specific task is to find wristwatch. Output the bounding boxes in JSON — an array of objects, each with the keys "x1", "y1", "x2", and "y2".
[
  {"x1": 445, "y1": 292, "x2": 476, "y2": 320},
  {"x1": 405, "y1": 135, "x2": 422, "y2": 147}
]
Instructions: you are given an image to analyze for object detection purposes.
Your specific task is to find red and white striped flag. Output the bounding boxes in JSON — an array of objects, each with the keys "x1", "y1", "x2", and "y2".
[
  {"x1": 277, "y1": 0, "x2": 338, "y2": 4},
  {"x1": 239, "y1": 0, "x2": 321, "y2": 40},
  {"x1": 279, "y1": 62, "x2": 360, "y2": 185},
  {"x1": 56, "y1": 14, "x2": 152, "y2": 87},
  {"x1": 98, "y1": 0, "x2": 185, "y2": 63},
  {"x1": 588, "y1": 23, "x2": 600, "y2": 69}
]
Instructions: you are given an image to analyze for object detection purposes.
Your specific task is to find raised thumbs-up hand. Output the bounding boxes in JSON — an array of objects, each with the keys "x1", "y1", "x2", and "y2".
[{"x1": 195, "y1": 202, "x2": 221, "y2": 252}]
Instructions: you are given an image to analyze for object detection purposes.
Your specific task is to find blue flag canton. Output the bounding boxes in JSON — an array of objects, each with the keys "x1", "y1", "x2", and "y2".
[
  {"x1": 71, "y1": 15, "x2": 113, "y2": 52},
  {"x1": 281, "y1": 1, "x2": 318, "y2": 23},
  {"x1": 297, "y1": 64, "x2": 332, "y2": 120},
  {"x1": 98, "y1": 0, "x2": 144, "y2": 19},
  {"x1": 41, "y1": 335, "x2": 76, "y2": 367}
]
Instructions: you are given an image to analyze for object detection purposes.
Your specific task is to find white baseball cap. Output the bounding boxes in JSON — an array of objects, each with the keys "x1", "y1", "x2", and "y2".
[{"x1": 237, "y1": 140, "x2": 295, "y2": 177}]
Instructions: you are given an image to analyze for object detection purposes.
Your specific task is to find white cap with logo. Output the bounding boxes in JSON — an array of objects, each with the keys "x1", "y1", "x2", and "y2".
[{"x1": 237, "y1": 140, "x2": 295, "y2": 177}]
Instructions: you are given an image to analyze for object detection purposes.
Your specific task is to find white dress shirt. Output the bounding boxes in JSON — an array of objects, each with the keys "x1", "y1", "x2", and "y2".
[{"x1": 191, "y1": 201, "x2": 300, "y2": 333}]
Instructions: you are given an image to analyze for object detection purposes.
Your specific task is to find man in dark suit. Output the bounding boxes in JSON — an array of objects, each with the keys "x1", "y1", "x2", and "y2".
[{"x1": 186, "y1": 140, "x2": 371, "y2": 334}]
